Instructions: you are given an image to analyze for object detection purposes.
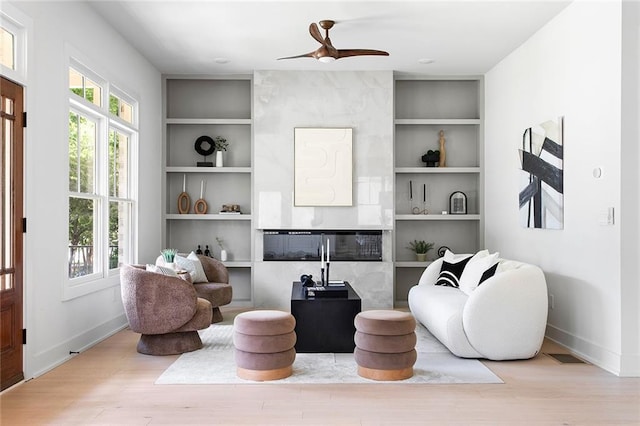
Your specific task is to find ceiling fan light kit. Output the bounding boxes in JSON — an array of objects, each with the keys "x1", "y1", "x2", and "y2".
[{"x1": 278, "y1": 20, "x2": 389, "y2": 62}]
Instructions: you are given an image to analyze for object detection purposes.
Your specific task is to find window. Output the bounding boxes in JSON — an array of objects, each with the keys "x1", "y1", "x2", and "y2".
[
  {"x1": 109, "y1": 94, "x2": 133, "y2": 124},
  {"x1": 0, "y1": 6, "x2": 28, "y2": 83},
  {"x1": 0, "y1": 26, "x2": 15, "y2": 69},
  {"x1": 67, "y1": 62, "x2": 137, "y2": 285}
]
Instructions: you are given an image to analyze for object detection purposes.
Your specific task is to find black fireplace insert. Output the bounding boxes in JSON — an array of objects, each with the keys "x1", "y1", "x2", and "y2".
[{"x1": 263, "y1": 230, "x2": 382, "y2": 262}]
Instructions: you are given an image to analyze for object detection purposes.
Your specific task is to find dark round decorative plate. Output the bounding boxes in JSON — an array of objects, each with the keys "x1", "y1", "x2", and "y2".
[{"x1": 194, "y1": 135, "x2": 215, "y2": 156}]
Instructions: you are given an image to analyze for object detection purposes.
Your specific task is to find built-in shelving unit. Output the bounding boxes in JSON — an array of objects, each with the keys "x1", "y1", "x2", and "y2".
[
  {"x1": 393, "y1": 76, "x2": 484, "y2": 306},
  {"x1": 162, "y1": 75, "x2": 254, "y2": 306}
]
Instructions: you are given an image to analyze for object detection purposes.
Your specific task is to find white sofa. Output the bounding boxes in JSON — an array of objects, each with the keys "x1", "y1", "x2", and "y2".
[{"x1": 408, "y1": 255, "x2": 548, "y2": 361}]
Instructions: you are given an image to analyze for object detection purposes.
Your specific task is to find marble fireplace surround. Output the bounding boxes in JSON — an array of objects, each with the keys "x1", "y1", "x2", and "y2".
[{"x1": 252, "y1": 70, "x2": 395, "y2": 311}]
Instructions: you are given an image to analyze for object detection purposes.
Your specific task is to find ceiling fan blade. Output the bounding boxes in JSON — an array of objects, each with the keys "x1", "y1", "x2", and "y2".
[
  {"x1": 337, "y1": 49, "x2": 389, "y2": 59},
  {"x1": 309, "y1": 22, "x2": 326, "y2": 46},
  {"x1": 277, "y1": 51, "x2": 316, "y2": 60}
]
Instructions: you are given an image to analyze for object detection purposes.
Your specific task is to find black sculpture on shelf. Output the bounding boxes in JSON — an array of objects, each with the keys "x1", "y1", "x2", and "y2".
[
  {"x1": 195, "y1": 135, "x2": 215, "y2": 167},
  {"x1": 196, "y1": 245, "x2": 203, "y2": 255},
  {"x1": 204, "y1": 245, "x2": 211, "y2": 257},
  {"x1": 421, "y1": 150, "x2": 440, "y2": 167}
]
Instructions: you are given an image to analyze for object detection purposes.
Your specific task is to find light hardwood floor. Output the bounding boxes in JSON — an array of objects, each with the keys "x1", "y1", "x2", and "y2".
[{"x1": 1, "y1": 308, "x2": 639, "y2": 425}]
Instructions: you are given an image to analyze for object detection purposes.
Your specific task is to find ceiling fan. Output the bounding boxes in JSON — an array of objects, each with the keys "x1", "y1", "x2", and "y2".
[{"x1": 278, "y1": 20, "x2": 389, "y2": 63}]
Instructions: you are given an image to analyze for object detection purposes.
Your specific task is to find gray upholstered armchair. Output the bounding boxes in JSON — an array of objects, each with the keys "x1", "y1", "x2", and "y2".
[
  {"x1": 120, "y1": 264, "x2": 212, "y2": 355},
  {"x1": 194, "y1": 255, "x2": 233, "y2": 323}
]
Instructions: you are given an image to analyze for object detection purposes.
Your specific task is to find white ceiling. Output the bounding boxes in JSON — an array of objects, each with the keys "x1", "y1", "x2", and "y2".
[{"x1": 88, "y1": 0, "x2": 571, "y2": 75}]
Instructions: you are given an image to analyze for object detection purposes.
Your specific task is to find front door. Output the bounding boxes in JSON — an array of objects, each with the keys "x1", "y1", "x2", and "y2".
[{"x1": 1, "y1": 76, "x2": 24, "y2": 391}]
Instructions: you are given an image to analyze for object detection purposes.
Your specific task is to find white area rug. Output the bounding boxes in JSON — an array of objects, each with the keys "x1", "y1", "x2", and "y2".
[{"x1": 156, "y1": 323, "x2": 503, "y2": 385}]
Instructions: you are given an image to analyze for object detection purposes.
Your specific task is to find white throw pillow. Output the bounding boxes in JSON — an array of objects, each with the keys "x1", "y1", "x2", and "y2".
[
  {"x1": 459, "y1": 251, "x2": 500, "y2": 295},
  {"x1": 443, "y1": 249, "x2": 488, "y2": 262},
  {"x1": 175, "y1": 252, "x2": 208, "y2": 283},
  {"x1": 146, "y1": 264, "x2": 178, "y2": 277},
  {"x1": 187, "y1": 251, "x2": 208, "y2": 283}
]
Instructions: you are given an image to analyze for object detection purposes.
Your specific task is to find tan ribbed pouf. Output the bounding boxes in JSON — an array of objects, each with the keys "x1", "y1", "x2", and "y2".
[
  {"x1": 233, "y1": 310, "x2": 296, "y2": 381},
  {"x1": 354, "y1": 310, "x2": 417, "y2": 381}
]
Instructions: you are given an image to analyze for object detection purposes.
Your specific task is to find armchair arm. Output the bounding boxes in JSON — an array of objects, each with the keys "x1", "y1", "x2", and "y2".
[
  {"x1": 120, "y1": 265, "x2": 198, "y2": 334},
  {"x1": 198, "y1": 255, "x2": 229, "y2": 283},
  {"x1": 462, "y1": 265, "x2": 548, "y2": 360},
  {"x1": 417, "y1": 258, "x2": 444, "y2": 286}
]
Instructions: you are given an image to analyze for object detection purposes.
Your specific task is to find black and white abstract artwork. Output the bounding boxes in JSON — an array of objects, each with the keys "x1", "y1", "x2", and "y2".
[{"x1": 519, "y1": 117, "x2": 564, "y2": 229}]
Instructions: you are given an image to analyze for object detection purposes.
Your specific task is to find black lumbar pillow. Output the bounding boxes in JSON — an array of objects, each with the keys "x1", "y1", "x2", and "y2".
[
  {"x1": 477, "y1": 263, "x2": 499, "y2": 286},
  {"x1": 435, "y1": 257, "x2": 472, "y2": 288}
]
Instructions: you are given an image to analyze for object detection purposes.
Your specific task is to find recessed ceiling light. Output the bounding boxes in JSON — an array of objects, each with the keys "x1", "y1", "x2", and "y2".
[
  {"x1": 214, "y1": 58, "x2": 230, "y2": 64},
  {"x1": 418, "y1": 58, "x2": 435, "y2": 65}
]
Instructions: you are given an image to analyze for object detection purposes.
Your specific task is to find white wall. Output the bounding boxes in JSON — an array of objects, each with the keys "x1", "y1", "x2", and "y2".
[
  {"x1": 10, "y1": 1, "x2": 161, "y2": 378},
  {"x1": 485, "y1": 0, "x2": 638, "y2": 375},
  {"x1": 252, "y1": 71, "x2": 394, "y2": 311}
]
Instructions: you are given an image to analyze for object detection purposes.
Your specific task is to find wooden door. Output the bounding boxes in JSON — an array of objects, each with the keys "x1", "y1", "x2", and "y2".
[{"x1": 1, "y1": 76, "x2": 24, "y2": 391}]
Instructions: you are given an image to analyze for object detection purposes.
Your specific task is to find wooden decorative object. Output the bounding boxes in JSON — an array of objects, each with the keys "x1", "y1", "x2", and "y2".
[
  {"x1": 177, "y1": 192, "x2": 190, "y2": 214},
  {"x1": 194, "y1": 199, "x2": 208, "y2": 214},
  {"x1": 438, "y1": 130, "x2": 446, "y2": 167}
]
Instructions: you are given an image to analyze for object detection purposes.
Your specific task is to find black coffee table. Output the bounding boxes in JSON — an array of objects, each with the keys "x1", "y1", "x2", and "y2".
[{"x1": 290, "y1": 281, "x2": 362, "y2": 353}]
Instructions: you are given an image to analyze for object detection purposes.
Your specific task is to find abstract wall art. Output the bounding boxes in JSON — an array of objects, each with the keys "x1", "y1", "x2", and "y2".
[
  {"x1": 294, "y1": 128, "x2": 353, "y2": 206},
  {"x1": 519, "y1": 117, "x2": 564, "y2": 229}
]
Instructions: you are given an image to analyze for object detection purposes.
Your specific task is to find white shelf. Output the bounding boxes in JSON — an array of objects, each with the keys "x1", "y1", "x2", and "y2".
[
  {"x1": 164, "y1": 76, "x2": 254, "y2": 306},
  {"x1": 395, "y1": 118, "x2": 480, "y2": 125},
  {"x1": 223, "y1": 261, "x2": 252, "y2": 268},
  {"x1": 395, "y1": 214, "x2": 481, "y2": 221},
  {"x1": 166, "y1": 214, "x2": 252, "y2": 220},
  {"x1": 166, "y1": 166, "x2": 251, "y2": 173},
  {"x1": 166, "y1": 118, "x2": 251, "y2": 125},
  {"x1": 395, "y1": 167, "x2": 480, "y2": 174},
  {"x1": 395, "y1": 261, "x2": 434, "y2": 268}
]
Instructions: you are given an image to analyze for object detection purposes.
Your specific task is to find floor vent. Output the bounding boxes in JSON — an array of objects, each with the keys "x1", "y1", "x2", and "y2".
[{"x1": 546, "y1": 353, "x2": 586, "y2": 364}]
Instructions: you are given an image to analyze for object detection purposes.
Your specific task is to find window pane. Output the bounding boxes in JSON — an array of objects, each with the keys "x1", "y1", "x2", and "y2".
[
  {"x1": 68, "y1": 197, "x2": 96, "y2": 278},
  {"x1": 3, "y1": 97, "x2": 14, "y2": 115},
  {"x1": 3, "y1": 115, "x2": 13, "y2": 280},
  {"x1": 78, "y1": 114, "x2": 95, "y2": 193},
  {"x1": 109, "y1": 129, "x2": 129, "y2": 197},
  {"x1": 109, "y1": 201, "x2": 131, "y2": 269},
  {"x1": 85, "y1": 77, "x2": 102, "y2": 107},
  {"x1": 69, "y1": 68, "x2": 83, "y2": 97},
  {"x1": 120, "y1": 100, "x2": 133, "y2": 124},
  {"x1": 109, "y1": 94, "x2": 119, "y2": 116},
  {"x1": 68, "y1": 111, "x2": 96, "y2": 193},
  {"x1": 0, "y1": 26, "x2": 15, "y2": 70},
  {"x1": 68, "y1": 112, "x2": 79, "y2": 191},
  {"x1": 109, "y1": 94, "x2": 134, "y2": 124}
]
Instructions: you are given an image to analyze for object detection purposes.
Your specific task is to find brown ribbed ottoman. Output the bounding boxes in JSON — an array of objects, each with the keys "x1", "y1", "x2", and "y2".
[
  {"x1": 233, "y1": 310, "x2": 296, "y2": 381},
  {"x1": 354, "y1": 310, "x2": 417, "y2": 381}
]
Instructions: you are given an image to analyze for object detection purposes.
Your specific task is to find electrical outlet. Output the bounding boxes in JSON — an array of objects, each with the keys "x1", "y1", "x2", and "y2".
[{"x1": 548, "y1": 294, "x2": 555, "y2": 310}]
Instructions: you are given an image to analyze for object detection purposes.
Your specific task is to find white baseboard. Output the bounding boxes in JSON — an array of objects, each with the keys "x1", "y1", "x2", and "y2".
[
  {"x1": 26, "y1": 314, "x2": 128, "y2": 380},
  {"x1": 545, "y1": 324, "x2": 640, "y2": 377}
]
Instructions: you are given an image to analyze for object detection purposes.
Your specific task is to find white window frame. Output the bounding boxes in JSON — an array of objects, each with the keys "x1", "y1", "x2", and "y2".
[
  {"x1": 64, "y1": 58, "x2": 138, "y2": 300},
  {"x1": 0, "y1": 6, "x2": 27, "y2": 83}
]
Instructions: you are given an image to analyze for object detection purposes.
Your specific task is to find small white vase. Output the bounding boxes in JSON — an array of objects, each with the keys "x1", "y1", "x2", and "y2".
[
  {"x1": 220, "y1": 249, "x2": 228, "y2": 262},
  {"x1": 216, "y1": 151, "x2": 223, "y2": 167}
]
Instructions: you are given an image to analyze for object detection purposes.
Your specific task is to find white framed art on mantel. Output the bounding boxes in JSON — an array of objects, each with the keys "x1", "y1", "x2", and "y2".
[{"x1": 294, "y1": 127, "x2": 353, "y2": 206}]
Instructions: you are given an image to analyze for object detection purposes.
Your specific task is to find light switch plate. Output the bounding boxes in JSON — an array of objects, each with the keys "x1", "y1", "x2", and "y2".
[{"x1": 598, "y1": 207, "x2": 614, "y2": 226}]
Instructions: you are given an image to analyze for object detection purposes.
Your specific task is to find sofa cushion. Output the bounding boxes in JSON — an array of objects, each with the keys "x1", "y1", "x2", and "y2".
[
  {"x1": 459, "y1": 251, "x2": 500, "y2": 295},
  {"x1": 435, "y1": 257, "x2": 472, "y2": 288}
]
